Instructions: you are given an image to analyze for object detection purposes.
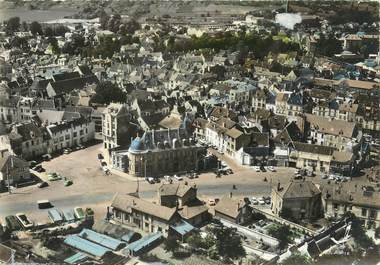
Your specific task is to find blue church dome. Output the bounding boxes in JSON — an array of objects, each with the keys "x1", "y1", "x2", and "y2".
[{"x1": 129, "y1": 137, "x2": 145, "y2": 152}]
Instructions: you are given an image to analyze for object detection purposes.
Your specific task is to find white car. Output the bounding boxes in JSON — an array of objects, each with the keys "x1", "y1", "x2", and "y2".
[
  {"x1": 266, "y1": 166, "x2": 276, "y2": 172},
  {"x1": 164, "y1": 175, "x2": 171, "y2": 181},
  {"x1": 251, "y1": 197, "x2": 258, "y2": 205},
  {"x1": 173, "y1": 175, "x2": 183, "y2": 181},
  {"x1": 258, "y1": 199, "x2": 265, "y2": 205},
  {"x1": 252, "y1": 166, "x2": 261, "y2": 172}
]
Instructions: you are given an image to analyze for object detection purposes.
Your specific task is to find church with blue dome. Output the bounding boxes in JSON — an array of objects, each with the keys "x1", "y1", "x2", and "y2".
[{"x1": 112, "y1": 127, "x2": 206, "y2": 177}]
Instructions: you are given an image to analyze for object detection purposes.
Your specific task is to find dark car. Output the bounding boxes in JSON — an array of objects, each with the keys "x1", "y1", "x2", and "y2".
[
  {"x1": 33, "y1": 165, "x2": 45, "y2": 172},
  {"x1": 154, "y1": 177, "x2": 161, "y2": 183},
  {"x1": 260, "y1": 165, "x2": 266, "y2": 172},
  {"x1": 97, "y1": 153, "x2": 104, "y2": 160},
  {"x1": 37, "y1": 181, "x2": 49, "y2": 188}
]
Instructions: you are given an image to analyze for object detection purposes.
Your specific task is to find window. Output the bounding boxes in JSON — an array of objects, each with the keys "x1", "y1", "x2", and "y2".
[{"x1": 361, "y1": 208, "x2": 367, "y2": 217}]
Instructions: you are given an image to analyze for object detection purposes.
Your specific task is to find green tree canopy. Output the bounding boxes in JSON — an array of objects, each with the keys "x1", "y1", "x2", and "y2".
[
  {"x1": 5, "y1": 17, "x2": 20, "y2": 34},
  {"x1": 30, "y1": 21, "x2": 43, "y2": 35},
  {"x1": 164, "y1": 237, "x2": 179, "y2": 253},
  {"x1": 212, "y1": 226, "x2": 246, "y2": 259},
  {"x1": 281, "y1": 251, "x2": 313, "y2": 265},
  {"x1": 267, "y1": 224, "x2": 293, "y2": 250},
  {"x1": 91, "y1": 81, "x2": 126, "y2": 105}
]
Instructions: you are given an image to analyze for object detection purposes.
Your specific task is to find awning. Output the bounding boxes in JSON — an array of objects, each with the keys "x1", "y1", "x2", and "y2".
[{"x1": 170, "y1": 220, "x2": 195, "y2": 236}]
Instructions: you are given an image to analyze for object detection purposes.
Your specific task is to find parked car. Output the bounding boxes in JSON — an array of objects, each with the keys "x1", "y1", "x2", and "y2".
[
  {"x1": 251, "y1": 198, "x2": 258, "y2": 205},
  {"x1": 164, "y1": 175, "x2": 171, "y2": 182},
  {"x1": 146, "y1": 177, "x2": 155, "y2": 184},
  {"x1": 37, "y1": 181, "x2": 48, "y2": 188},
  {"x1": 29, "y1": 161, "x2": 38, "y2": 168},
  {"x1": 64, "y1": 180, "x2": 73, "y2": 186},
  {"x1": 173, "y1": 175, "x2": 183, "y2": 181},
  {"x1": 15, "y1": 213, "x2": 33, "y2": 229},
  {"x1": 42, "y1": 154, "x2": 52, "y2": 161},
  {"x1": 266, "y1": 166, "x2": 276, "y2": 172},
  {"x1": 97, "y1": 153, "x2": 104, "y2": 160},
  {"x1": 154, "y1": 177, "x2": 161, "y2": 183},
  {"x1": 252, "y1": 166, "x2": 261, "y2": 172},
  {"x1": 258, "y1": 199, "x2": 265, "y2": 205},
  {"x1": 37, "y1": 200, "x2": 52, "y2": 209},
  {"x1": 102, "y1": 166, "x2": 110, "y2": 174},
  {"x1": 63, "y1": 148, "x2": 71, "y2": 154},
  {"x1": 33, "y1": 165, "x2": 44, "y2": 172},
  {"x1": 48, "y1": 173, "x2": 61, "y2": 181},
  {"x1": 74, "y1": 207, "x2": 85, "y2": 220},
  {"x1": 260, "y1": 165, "x2": 266, "y2": 172},
  {"x1": 208, "y1": 198, "x2": 217, "y2": 206}
]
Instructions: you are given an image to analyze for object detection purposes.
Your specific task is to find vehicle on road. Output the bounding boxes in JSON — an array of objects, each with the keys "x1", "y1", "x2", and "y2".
[
  {"x1": 5, "y1": 215, "x2": 22, "y2": 231},
  {"x1": 33, "y1": 165, "x2": 44, "y2": 172},
  {"x1": 208, "y1": 198, "x2": 219, "y2": 206},
  {"x1": 252, "y1": 166, "x2": 260, "y2": 172},
  {"x1": 97, "y1": 153, "x2": 104, "y2": 160},
  {"x1": 63, "y1": 148, "x2": 72, "y2": 154},
  {"x1": 260, "y1": 165, "x2": 266, "y2": 172},
  {"x1": 146, "y1": 177, "x2": 155, "y2": 184},
  {"x1": 64, "y1": 179, "x2": 73, "y2": 186},
  {"x1": 102, "y1": 166, "x2": 110, "y2": 174},
  {"x1": 15, "y1": 213, "x2": 33, "y2": 229},
  {"x1": 29, "y1": 161, "x2": 38, "y2": 168},
  {"x1": 37, "y1": 181, "x2": 48, "y2": 188},
  {"x1": 173, "y1": 175, "x2": 183, "y2": 181},
  {"x1": 321, "y1": 174, "x2": 328, "y2": 179},
  {"x1": 37, "y1": 200, "x2": 52, "y2": 209},
  {"x1": 42, "y1": 154, "x2": 52, "y2": 161},
  {"x1": 154, "y1": 177, "x2": 161, "y2": 183},
  {"x1": 251, "y1": 197, "x2": 258, "y2": 205},
  {"x1": 48, "y1": 172, "x2": 61, "y2": 181},
  {"x1": 258, "y1": 199, "x2": 265, "y2": 205},
  {"x1": 74, "y1": 207, "x2": 85, "y2": 220},
  {"x1": 164, "y1": 175, "x2": 171, "y2": 182},
  {"x1": 266, "y1": 166, "x2": 276, "y2": 172}
]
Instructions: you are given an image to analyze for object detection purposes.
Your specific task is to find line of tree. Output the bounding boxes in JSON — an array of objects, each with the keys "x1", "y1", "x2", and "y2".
[{"x1": 167, "y1": 31, "x2": 301, "y2": 59}]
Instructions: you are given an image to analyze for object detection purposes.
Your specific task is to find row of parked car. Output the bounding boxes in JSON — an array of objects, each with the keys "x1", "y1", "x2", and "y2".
[
  {"x1": 251, "y1": 166, "x2": 276, "y2": 172},
  {"x1": 145, "y1": 172, "x2": 199, "y2": 184},
  {"x1": 4, "y1": 213, "x2": 34, "y2": 231}
]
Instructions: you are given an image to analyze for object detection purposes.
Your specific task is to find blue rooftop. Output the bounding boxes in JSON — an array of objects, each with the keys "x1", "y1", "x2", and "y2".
[
  {"x1": 170, "y1": 220, "x2": 195, "y2": 236},
  {"x1": 64, "y1": 252, "x2": 88, "y2": 264},
  {"x1": 129, "y1": 137, "x2": 146, "y2": 152},
  {"x1": 79, "y1": 229, "x2": 125, "y2": 250},
  {"x1": 64, "y1": 235, "x2": 111, "y2": 257},
  {"x1": 123, "y1": 232, "x2": 163, "y2": 255}
]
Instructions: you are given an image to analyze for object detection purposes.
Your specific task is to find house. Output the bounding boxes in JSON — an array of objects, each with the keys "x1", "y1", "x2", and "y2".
[
  {"x1": 271, "y1": 178, "x2": 322, "y2": 221},
  {"x1": 102, "y1": 103, "x2": 137, "y2": 150},
  {"x1": 322, "y1": 182, "x2": 380, "y2": 229},
  {"x1": 45, "y1": 117, "x2": 95, "y2": 154},
  {"x1": 305, "y1": 114, "x2": 362, "y2": 152},
  {"x1": 234, "y1": 132, "x2": 269, "y2": 166},
  {"x1": 158, "y1": 183, "x2": 197, "y2": 208},
  {"x1": 0, "y1": 152, "x2": 30, "y2": 189},
  {"x1": 214, "y1": 196, "x2": 252, "y2": 225},
  {"x1": 289, "y1": 142, "x2": 335, "y2": 172},
  {"x1": 110, "y1": 193, "x2": 181, "y2": 237},
  {"x1": 0, "y1": 122, "x2": 49, "y2": 160}
]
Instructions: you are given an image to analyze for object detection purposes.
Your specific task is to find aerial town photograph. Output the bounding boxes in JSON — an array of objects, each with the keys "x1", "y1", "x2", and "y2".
[{"x1": 0, "y1": 0, "x2": 379, "y2": 264}]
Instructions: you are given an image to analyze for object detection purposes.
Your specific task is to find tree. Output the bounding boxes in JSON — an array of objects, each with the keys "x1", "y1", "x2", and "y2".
[
  {"x1": 10, "y1": 36, "x2": 28, "y2": 49},
  {"x1": 212, "y1": 226, "x2": 246, "y2": 259},
  {"x1": 315, "y1": 34, "x2": 342, "y2": 57},
  {"x1": 54, "y1": 25, "x2": 69, "y2": 36},
  {"x1": 281, "y1": 251, "x2": 313, "y2": 265},
  {"x1": 164, "y1": 237, "x2": 179, "y2": 253},
  {"x1": 267, "y1": 224, "x2": 293, "y2": 249},
  {"x1": 30, "y1": 21, "x2": 43, "y2": 35},
  {"x1": 44, "y1": 27, "x2": 53, "y2": 37},
  {"x1": 91, "y1": 81, "x2": 126, "y2": 105},
  {"x1": 124, "y1": 19, "x2": 140, "y2": 34},
  {"x1": 5, "y1": 17, "x2": 20, "y2": 34},
  {"x1": 99, "y1": 10, "x2": 110, "y2": 30}
]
